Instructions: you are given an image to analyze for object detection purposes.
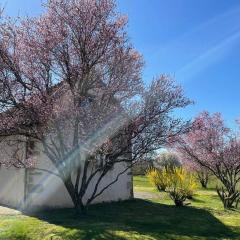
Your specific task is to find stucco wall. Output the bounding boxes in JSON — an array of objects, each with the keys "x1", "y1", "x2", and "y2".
[
  {"x1": 0, "y1": 167, "x2": 25, "y2": 209},
  {"x1": 0, "y1": 139, "x2": 132, "y2": 210},
  {"x1": 24, "y1": 142, "x2": 133, "y2": 209},
  {"x1": 0, "y1": 136, "x2": 26, "y2": 209}
]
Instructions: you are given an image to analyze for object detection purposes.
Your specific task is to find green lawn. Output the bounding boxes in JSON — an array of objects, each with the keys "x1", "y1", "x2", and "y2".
[{"x1": 0, "y1": 176, "x2": 239, "y2": 240}]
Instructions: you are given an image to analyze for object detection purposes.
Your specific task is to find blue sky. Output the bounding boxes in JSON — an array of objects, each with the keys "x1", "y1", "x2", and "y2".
[{"x1": 1, "y1": 0, "x2": 240, "y2": 127}]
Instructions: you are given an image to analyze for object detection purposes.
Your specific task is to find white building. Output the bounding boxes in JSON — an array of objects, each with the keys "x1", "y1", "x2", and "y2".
[
  {"x1": 0, "y1": 139, "x2": 133, "y2": 210},
  {"x1": 0, "y1": 84, "x2": 133, "y2": 211}
]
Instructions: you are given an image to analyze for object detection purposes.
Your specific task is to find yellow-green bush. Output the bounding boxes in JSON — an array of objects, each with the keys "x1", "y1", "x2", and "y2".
[
  {"x1": 146, "y1": 167, "x2": 169, "y2": 191},
  {"x1": 146, "y1": 167, "x2": 197, "y2": 206},
  {"x1": 167, "y1": 167, "x2": 197, "y2": 206}
]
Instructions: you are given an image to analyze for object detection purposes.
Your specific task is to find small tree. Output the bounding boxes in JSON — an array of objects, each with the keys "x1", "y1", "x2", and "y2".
[{"x1": 174, "y1": 112, "x2": 240, "y2": 208}]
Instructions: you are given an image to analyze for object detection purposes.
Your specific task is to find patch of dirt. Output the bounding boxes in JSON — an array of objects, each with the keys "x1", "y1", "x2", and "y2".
[
  {"x1": 134, "y1": 191, "x2": 161, "y2": 200},
  {"x1": 0, "y1": 206, "x2": 21, "y2": 216}
]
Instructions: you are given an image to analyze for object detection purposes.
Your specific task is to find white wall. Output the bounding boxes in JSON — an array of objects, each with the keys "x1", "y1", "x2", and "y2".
[
  {"x1": 0, "y1": 166, "x2": 25, "y2": 209},
  {"x1": 24, "y1": 143, "x2": 133, "y2": 209},
  {"x1": 0, "y1": 136, "x2": 26, "y2": 209},
  {"x1": 0, "y1": 140, "x2": 133, "y2": 210}
]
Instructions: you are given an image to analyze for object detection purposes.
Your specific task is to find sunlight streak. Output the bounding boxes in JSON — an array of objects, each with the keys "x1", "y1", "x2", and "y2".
[
  {"x1": 176, "y1": 30, "x2": 240, "y2": 82},
  {"x1": 22, "y1": 111, "x2": 130, "y2": 211}
]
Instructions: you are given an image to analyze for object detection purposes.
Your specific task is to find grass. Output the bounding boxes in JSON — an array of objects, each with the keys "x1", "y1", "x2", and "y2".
[{"x1": 0, "y1": 176, "x2": 239, "y2": 240}]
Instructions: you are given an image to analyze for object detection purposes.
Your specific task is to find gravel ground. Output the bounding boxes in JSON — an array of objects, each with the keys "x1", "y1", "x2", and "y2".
[
  {"x1": 134, "y1": 191, "x2": 161, "y2": 200},
  {"x1": 0, "y1": 206, "x2": 21, "y2": 215}
]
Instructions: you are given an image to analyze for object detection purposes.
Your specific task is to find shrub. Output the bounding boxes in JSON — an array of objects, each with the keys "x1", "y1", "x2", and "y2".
[
  {"x1": 146, "y1": 166, "x2": 197, "y2": 206},
  {"x1": 146, "y1": 167, "x2": 169, "y2": 191},
  {"x1": 167, "y1": 167, "x2": 197, "y2": 206}
]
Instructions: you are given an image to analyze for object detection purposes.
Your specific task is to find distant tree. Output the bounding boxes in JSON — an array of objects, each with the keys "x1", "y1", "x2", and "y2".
[
  {"x1": 174, "y1": 112, "x2": 240, "y2": 208},
  {"x1": 178, "y1": 154, "x2": 211, "y2": 189},
  {"x1": 154, "y1": 152, "x2": 181, "y2": 170},
  {"x1": 195, "y1": 168, "x2": 211, "y2": 189}
]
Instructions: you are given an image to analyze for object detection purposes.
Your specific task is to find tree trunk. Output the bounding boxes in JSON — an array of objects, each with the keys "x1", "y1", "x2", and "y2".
[
  {"x1": 74, "y1": 198, "x2": 87, "y2": 215},
  {"x1": 174, "y1": 199, "x2": 184, "y2": 207},
  {"x1": 63, "y1": 178, "x2": 87, "y2": 215},
  {"x1": 200, "y1": 179, "x2": 208, "y2": 189},
  {"x1": 197, "y1": 171, "x2": 209, "y2": 189},
  {"x1": 217, "y1": 187, "x2": 240, "y2": 209}
]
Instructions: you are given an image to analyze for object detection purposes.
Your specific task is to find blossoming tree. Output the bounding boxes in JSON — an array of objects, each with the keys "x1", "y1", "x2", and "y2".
[
  {"x1": 177, "y1": 152, "x2": 211, "y2": 188},
  {"x1": 0, "y1": 0, "x2": 191, "y2": 213},
  {"x1": 174, "y1": 111, "x2": 240, "y2": 208}
]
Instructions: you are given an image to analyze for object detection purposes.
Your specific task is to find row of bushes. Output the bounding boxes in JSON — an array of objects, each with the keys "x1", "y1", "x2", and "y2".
[{"x1": 146, "y1": 167, "x2": 197, "y2": 206}]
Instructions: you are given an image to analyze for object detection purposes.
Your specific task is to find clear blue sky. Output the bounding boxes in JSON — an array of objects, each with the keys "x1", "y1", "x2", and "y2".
[{"x1": 1, "y1": 0, "x2": 240, "y2": 127}]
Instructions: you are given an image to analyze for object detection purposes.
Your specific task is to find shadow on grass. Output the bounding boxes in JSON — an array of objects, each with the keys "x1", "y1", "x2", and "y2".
[
  {"x1": 27, "y1": 199, "x2": 238, "y2": 240},
  {"x1": 190, "y1": 197, "x2": 206, "y2": 203}
]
